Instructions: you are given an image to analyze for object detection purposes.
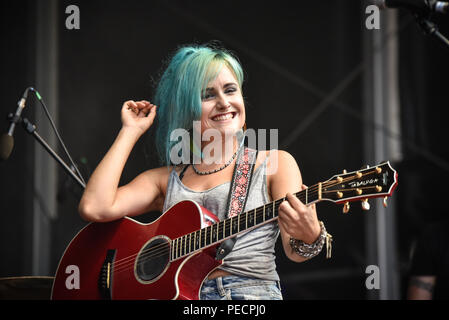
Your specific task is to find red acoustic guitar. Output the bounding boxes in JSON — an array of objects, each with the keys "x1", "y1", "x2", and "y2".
[{"x1": 51, "y1": 162, "x2": 398, "y2": 300}]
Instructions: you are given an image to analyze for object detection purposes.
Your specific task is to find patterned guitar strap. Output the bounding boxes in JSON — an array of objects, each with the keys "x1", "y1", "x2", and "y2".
[{"x1": 215, "y1": 146, "x2": 258, "y2": 260}]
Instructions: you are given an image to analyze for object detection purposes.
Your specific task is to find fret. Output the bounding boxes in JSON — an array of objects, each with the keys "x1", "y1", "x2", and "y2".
[
  {"x1": 248, "y1": 210, "x2": 254, "y2": 228},
  {"x1": 170, "y1": 240, "x2": 174, "y2": 261},
  {"x1": 187, "y1": 233, "x2": 191, "y2": 254},
  {"x1": 237, "y1": 213, "x2": 240, "y2": 232},
  {"x1": 305, "y1": 188, "x2": 308, "y2": 204},
  {"x1": 212, "y1": 223, "x2": 218, "y2": 242},
  {"x1": 209, "y1": 225, "x2": 213, "y2": 245},
  {"x1": 183, "y1": 235, "x2": 187, "y2": 255},
  {"x1": 203, "y1": 228, "x2": 207, "y2": 248},
  {"x1": 178, "y1": 237, "x2": 182, "y2": 258},
  {"x1": 193, "y1": 231, "x2": 199, "y2": 251},
  {"x1": 266, "y1": 204, "x2": 274, "y2": 220},
  {"x1": 224, "y1": 219, "x2": 230, "y2": 238},
  {"x1": 174, "y1": 238, "x2": 179, "y2": 259},
  {"x1": 173, "y1": 238, "x2": 177, "y2": 259},
  {"x1": 232, "y1": 216, "x2": 238, "y2": 234},
  {"x1": 205, "y1": 226, "x2": 211, "y2": 247},
  {"x1": 245, "y1": 211, "x2": 248, "y2": 230},
  {"x1": 265, "y1": 204, "x2": 270, "y2": 220},
  {"x1": 182, "y1": 236, "x2": 186, "y2": 256},
  {"x1": 229, "y1": 218, "x2": 233, "y2": 235},
  {"x1": 199, "y1": 228, "x2": 202, "y2": 249},
  {"x1": 272, "y1": 201, "x2": 275, "y2": 219},
  {"x1": 254, "y1": 208, "x2": 257, "y2": 225},
  {"x1": 222, "y1": 220, "x2": 225, "y2": 239}
]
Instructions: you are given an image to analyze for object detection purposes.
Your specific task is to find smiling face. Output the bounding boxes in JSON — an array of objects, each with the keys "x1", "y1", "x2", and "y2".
[{"x1": 200, "y1": 65, "x2": 246, "y2": 140}]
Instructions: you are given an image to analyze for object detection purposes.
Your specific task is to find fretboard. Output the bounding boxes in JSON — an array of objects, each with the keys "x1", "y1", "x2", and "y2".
[{"x1": 170, "y1": 183, "x2": 321, "y2": 261}]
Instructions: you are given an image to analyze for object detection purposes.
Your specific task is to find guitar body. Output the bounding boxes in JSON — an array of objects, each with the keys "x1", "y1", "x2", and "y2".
[{"x1": 51, "y1": 200, "x2": 221, "y2": 300}]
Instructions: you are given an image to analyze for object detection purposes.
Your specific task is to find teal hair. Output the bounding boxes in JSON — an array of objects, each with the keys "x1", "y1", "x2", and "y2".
[{"x1": 154, "y1": 44, "x2": 244, "y2": 166}]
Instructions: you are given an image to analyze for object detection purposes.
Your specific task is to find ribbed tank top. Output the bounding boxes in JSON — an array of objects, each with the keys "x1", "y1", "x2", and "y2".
[{"x1": 162, "y1": 156, "x2": 280, "y2": 281}]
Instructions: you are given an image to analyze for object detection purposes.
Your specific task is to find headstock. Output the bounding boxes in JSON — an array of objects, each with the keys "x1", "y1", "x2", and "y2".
[{"x1": 320, "y1": 162, "x2": 398, "y2": 213}]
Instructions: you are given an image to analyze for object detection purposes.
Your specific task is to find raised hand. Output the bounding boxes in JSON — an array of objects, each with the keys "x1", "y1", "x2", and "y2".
[{"x1": 121, "y1": 100, "x2": 157, "y2": 135}]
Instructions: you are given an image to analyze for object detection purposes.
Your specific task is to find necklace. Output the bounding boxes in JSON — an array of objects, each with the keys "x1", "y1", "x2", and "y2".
[{"x1": 192, "y1": 146, "x2": 241, "y2": 175}]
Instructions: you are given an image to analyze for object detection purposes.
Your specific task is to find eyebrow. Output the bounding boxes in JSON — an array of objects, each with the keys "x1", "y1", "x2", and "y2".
[{"x1": 205, "y1": 82, "x2": 237, "y2": 91}]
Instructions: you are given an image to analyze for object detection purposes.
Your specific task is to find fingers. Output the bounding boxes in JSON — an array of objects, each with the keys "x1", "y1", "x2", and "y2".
[
  {"x1": 278, "y1": 192, "x2": 318, "y2": 238},
  {"x1": 124, "y1": 100, "x2": 156, "y2": 117}
]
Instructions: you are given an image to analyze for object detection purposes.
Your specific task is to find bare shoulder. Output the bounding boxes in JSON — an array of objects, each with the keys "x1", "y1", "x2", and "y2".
[
  {"x1": 259, "y1": 149, "x2": 301, "y2": 175},
  {"x1": 260, "y1": 150, "x2": 303, "y2": 200}
]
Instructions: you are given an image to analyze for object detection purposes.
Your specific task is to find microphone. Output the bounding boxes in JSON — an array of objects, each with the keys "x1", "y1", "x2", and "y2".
[
  {"x1": 0, "y1": 87, "x2": 33, "y2": 160},
  {"x1": 374, "y1": 0, "x2": 449, "y2": 15}
]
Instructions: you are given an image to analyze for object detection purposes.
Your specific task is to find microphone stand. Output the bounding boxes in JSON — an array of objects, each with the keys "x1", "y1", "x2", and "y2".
[
  {"x1": 19, "y1": 116, "x2": 86, "y2": 189},
  {"x1": 414, "y1": 14, "x2": 449, "y2": 48}
]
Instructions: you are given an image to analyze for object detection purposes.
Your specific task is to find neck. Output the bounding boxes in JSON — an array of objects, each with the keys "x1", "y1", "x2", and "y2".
[{"x1": 196, "y1": 133, "x2": 242, "y2": 166}]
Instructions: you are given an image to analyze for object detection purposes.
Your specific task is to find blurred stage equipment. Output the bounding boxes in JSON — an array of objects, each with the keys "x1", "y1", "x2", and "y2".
[
  {"x1": 0, "y1": 276, "x2": 54, "y2": 300},
  {"x1": 0, "y1": 88, "x2": 85, "y2": 299},
  {"x1": 374, "y1": 0, "x2": 449, "y2": 47},
  {"x1": 0, "y1": 87, "x2": 86, "y2": 188}
]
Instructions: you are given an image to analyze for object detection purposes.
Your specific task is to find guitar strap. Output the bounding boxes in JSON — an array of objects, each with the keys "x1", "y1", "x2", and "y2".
[{"x1": 215, "y1": 146, "x2": 258, "y2": 260}]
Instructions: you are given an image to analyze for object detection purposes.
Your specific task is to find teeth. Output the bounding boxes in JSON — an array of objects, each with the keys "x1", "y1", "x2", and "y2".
[{"x1": 213, "y1": 113, "x2": 233, "y2": 121}]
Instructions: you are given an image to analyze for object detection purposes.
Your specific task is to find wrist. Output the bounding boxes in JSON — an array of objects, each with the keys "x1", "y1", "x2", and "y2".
[
  {"x1": 289, "y1": 221, "x2": 333, "y2": 259},
  {"x1": 120, "y1": 126, "x2": 144, "y2": 140},
  {"x1": 302, "y1": 222, "x2": 322, "y2": 244}
]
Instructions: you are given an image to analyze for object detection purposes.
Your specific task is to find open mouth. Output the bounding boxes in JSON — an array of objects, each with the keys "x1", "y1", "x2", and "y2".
[{"x1": 211, "y1": 112, "x2": 236, "y2": 121}]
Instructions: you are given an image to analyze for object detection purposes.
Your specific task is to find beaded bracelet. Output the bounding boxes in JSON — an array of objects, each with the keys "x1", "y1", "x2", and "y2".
[{"x1": 289, "y1": 221, "x2": 333, "y2": 259}]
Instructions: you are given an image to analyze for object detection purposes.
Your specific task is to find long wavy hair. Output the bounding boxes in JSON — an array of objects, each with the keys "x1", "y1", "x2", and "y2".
[{"x1": 153, "y1": 43, "x2": 244, "y2": 166}]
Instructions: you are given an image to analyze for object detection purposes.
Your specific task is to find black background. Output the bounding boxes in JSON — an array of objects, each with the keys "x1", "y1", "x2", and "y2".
[{"x1": 1, "y1": 0, "x2": 448, "y2": 300}]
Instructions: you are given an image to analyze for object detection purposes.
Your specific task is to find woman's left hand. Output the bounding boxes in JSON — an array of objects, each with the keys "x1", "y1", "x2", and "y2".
[{"x1": 278, "y1": 184, "x2": 321, "y2": 244}]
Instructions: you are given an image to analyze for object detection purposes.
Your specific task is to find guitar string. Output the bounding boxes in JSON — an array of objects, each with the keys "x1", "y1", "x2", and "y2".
[
  {"x1": 113, "y1": 185, "x2": 384, "y2": 276},
  {"x1": 111, "y1": 190, "x2": 308, "y2": 270},
  {"x1": 111, "y1": 169, "x2": 382, "y2": 274},
  {"x1": 111, "y1": 169, "x2": 380, "y2": 274},
  {"x1": 111, "y1": 169, "x2": 383, "y2": 274},
  {"x1": 112, "y1": 198, "x2": 289, "y2": 275},
  {"x1": 110, "y1": 179, "x2": 327, "y2": 269}
]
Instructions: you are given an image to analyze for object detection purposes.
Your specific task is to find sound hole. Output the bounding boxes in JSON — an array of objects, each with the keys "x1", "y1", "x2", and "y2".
[{"x1": 136, "y1": 237, "x2": 170, "y2": 282}]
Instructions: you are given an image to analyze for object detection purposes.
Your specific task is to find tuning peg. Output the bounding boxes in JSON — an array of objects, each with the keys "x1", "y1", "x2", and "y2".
[
  {"x1": 383, "y1": 196, "x2": 388, "y2": 208},
  {"x1": 342, "y1": 169, "x2": 347, "y2": 174},
  {"x1": 343, "y1": 201, "x2": 350, "y2": 213},
  {"x1": 361, "y1": 199, "x2": 370, "y2": 211}
]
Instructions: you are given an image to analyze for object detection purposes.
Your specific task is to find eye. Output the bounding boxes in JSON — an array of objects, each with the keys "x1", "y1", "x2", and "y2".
[
  {"x1": 225, "y1": 87, "x2": 237, "y2": 94},
  {"x1": 202, "y1": 92, "x2": 214, "y2": 100}
]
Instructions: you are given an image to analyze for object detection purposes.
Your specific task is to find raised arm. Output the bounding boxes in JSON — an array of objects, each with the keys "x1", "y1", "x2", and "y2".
[{"x1": 78, "y1": 100, "x2": 160, "y2": 222}]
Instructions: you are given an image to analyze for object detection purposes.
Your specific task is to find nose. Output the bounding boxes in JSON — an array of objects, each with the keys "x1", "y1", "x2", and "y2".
[{"x1": 216, "y1": 93, "x2": 231, "y2": 110}]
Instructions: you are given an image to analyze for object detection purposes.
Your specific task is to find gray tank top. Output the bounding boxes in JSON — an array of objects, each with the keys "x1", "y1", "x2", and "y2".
[{"x1": 162, "y1": 156, "x2": 280, "y2": 281}]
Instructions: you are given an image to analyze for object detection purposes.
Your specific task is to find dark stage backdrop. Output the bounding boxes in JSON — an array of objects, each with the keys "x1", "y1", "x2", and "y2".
[{"x1": 1, "y1": 0, "x2": 448, "y2": 300}]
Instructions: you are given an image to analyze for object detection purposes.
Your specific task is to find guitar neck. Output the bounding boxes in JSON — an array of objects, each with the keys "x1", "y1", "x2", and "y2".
[
  {"x1": 170, "y1": 184, "x2": 321, "y2": 261},
  {"x1": 170, "y1": 161, "x2": 398, "y2": 261}
]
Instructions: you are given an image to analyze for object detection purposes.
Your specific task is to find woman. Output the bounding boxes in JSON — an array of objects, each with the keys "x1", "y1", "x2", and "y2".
[{"x1": 78, "y1": 43, "x2": 328, "y2": 300}]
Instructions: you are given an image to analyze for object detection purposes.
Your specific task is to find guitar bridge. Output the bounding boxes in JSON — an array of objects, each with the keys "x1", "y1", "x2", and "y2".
[{"x1": 98, "y1": 249, "x2": 117, "y2": 300}]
